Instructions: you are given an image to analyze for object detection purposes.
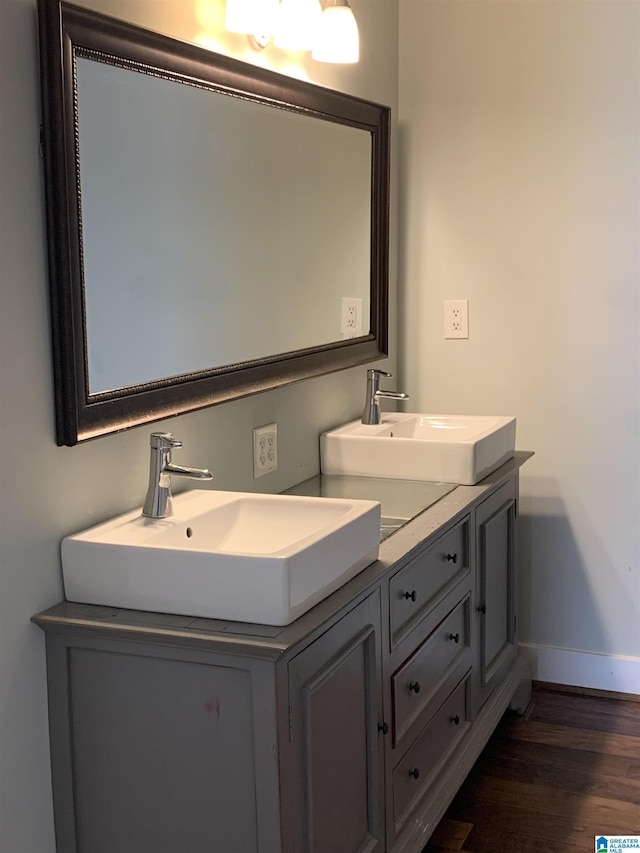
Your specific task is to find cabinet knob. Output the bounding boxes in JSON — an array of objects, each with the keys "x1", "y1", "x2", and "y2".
[
  {"x1": 408, "y1": 768, "x2": 421, "y2": 780},
  {"x1": 449, "y1": 714, "x2": 461, "y2": 726},
  {"x1": 448, "y1": 632, "x2": 460, "y2": 644},
  {"x1": 403, "y1": 590, "x2": 417, "y2": 602},
  {"x1": 477, "y1": 604, "x2": 486, "y2": 614},
  {"x1": 446, "y1": 553, "x2": 458, "y2": 563},
  {"x1": 378, "y1": 721, "x2": 389, "y2": 735},
  {"x1": 408, "y1": 681, "x2": 421, "y2": 694}
]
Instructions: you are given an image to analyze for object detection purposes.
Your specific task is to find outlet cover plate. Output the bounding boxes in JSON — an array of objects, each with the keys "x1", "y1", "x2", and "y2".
[
  {"x1": 253, "y1": 423, "x2": 277, "y2": 478},
  {"x1": 341, "y1": 297, "x2": 363, "y2": 339},
  {"x1": 444, "y1": 299, "x2": 469, "y2": 339}
]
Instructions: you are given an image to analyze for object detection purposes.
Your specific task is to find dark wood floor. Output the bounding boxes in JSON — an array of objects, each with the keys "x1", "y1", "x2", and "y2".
[{"x1": 424, "y1": 683, "x2": 640, "y2": 853}]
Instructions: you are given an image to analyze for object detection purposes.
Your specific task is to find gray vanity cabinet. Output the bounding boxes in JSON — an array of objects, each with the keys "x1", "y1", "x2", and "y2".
[
  {"x1": 474, "y1": 476, "x2": 518, "y2": 712},
  {"x1": 35, "y1": 457, "x2": 533, "y2": 853},
  {"x1": 285, "y1": 591, "x2": 384, "y2": 853}
]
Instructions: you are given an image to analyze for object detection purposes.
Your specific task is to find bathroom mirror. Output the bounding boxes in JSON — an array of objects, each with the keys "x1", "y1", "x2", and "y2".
[{"x1": 39, "y1": 0, "x2": 390, "y2": 446}]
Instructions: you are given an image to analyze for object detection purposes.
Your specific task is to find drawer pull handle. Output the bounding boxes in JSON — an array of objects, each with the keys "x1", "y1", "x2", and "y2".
[
  {"x1": 404, "y1": 590, "x2": 417, "y2": 602},
  {"x1": 408, "y1": 768, "x2": 421, "y2": 780},
  {"x1": 446, "y1": 553, "x2": 458, "y2": 563},
  {"x1": 449, "y1": 632, "x2": 460, "y2": 643},
  {"x1": 378, "y1": 721, "x2": 389, "y2": 735},
  {"x1": 450, "y1": 714, "x2": 461, "y2": 726},
  {"x1": 477, "y1": 605, "x2": 486, "y2": 614},
  {"x1": 408, "y1": 681, "x2": 421, "y2": 694}
]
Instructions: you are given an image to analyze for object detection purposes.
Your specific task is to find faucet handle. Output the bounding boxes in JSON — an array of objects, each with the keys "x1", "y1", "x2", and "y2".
[
  {"x1": 367, "y1": 368, "x2": 393, "y2": 379},
  {"x1": 150, "y1": 432, "x2": 182, "y2": 450}
]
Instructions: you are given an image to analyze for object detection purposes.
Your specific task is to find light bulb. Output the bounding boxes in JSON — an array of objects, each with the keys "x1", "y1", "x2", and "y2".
[
  {"x1": 312, "y1": 0, "x2": 359, "y2": 64},
  {"x1": 225, "y1": 0, "x2": 278, "y2": 37},
  {"x1": 274, "y1": 0, "x2": 322, "y2": 51}
]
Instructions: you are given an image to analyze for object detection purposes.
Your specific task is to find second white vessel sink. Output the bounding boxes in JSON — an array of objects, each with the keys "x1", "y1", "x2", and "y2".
[
  {"x1": 62, "y1": 490, "x2": 381, "y2": 626},
  {"x1": 321, "y1": 413, "x2": 516, "y2": 485}
]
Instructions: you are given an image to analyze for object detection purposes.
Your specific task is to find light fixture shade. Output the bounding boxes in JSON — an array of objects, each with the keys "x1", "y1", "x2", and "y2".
[
  {"x1": 312, "y1": 0, "x2": 359, "y2": 63},
  {"x1": 274, "y1": 0, "x2": 322, "y2": 51},
  {"x1": 225, "y1": 0, "x2": 278, "y2": 36}
]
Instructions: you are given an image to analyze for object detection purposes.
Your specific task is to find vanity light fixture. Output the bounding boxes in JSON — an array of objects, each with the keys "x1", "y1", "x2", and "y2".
[
  {"x1": 224, "y1": 0, "x2": 359, "y2": 63},
  {"x1": 224, "y1": 0, "x2": 278, "y2": 40},
  {"x1": 312, "y1": 0, "x2": 359, "y2": 64},
  {"x1": 273, "y1": 0, "x2": 322, "y2": 51}
]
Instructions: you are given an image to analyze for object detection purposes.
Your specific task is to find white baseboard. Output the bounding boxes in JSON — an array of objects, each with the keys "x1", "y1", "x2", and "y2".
[{"x1": 519, "y1": 642, "x2": 640, "y2": 696}]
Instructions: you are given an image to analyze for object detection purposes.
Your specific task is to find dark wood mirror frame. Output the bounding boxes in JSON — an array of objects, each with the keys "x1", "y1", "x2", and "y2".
[{"x1": 38, "y1": 0, "x2": 390, "y2": 446}]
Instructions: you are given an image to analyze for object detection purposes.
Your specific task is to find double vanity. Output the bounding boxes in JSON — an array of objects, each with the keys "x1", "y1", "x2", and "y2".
[
  {"x1": 34, "y1": 415, "x2": 531, "y2": 853},
  {"x1": 35, "y1": 6, "x2": 530, "y2": 849}
]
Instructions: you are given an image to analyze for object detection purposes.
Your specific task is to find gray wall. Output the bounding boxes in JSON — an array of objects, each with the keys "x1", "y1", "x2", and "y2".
[
  {"x1": 0, "y1": 2, "x2": 399, "y2": 850},
  {"x1": 399, "y1": 0, "x2": 639, "y2": 688}
]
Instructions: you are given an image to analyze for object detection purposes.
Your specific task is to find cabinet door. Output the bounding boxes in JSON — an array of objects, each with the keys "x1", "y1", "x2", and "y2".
[
  {"x1": 475, "y1": 477, "x2": 518, "y2": 709},
  {"x1": 287, "y1": 591, "x2": 384, "y2": 853},
  {"x1": 51, "y1": 642, "x2": 278, "y2": 853}
]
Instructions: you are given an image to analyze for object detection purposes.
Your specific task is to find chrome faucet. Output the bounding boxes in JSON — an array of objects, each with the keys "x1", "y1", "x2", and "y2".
[
  {"x1": 362, "y1": 369, "x2": 409, "y2": 425},
  {"x1": 142, "y1": 432, "x2": 213, "y2": 519}
]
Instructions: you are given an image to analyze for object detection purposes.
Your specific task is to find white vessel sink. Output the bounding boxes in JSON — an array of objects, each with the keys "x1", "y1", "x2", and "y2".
[
  {"x1": 62, "y1": 490, "x2": 381, "y2": 626},
  {"x1": 321, "y1": 414, "x2": 516, "y2": 485}
]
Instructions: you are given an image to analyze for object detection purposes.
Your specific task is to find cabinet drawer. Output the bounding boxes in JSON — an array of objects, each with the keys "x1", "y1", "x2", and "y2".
[
  {"x1": 389, "y1": 518, "x2": 470, "y2": 646},
  {"x1": 392, "y1": 675, "x2": 470, "y2": 832},
  {"x1": 391, "y1": 595, "x2": 470, "y2": 747}
]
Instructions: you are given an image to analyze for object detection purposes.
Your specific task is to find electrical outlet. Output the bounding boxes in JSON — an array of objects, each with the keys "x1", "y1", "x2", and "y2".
[
  {"x1": 253, "y1": 423, "x2": 277, "y2": 478},
  {"x1": 444, "y1": 299, "x2": 469, "y2": 339},
  {"x1": 341, "y1": 297, "x2": 363, "y2": 339}
]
